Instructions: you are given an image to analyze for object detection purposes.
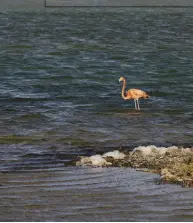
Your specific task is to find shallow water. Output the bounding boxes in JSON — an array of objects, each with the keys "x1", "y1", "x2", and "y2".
[
  {"x1": 0, "y1": 7, "x2": 193, "y2": 221},
  {"x1": 1, "y1": 167, "x2": 193, "y2": 221}
]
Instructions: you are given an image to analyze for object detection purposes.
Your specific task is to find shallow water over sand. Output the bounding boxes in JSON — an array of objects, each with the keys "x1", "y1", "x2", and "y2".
[{"x1": 1, "y1": 167, "x2": 193, "y2": 222}]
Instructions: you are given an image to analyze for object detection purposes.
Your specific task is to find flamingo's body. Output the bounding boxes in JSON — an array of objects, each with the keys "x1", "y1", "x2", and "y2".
[{"x1": 119, "y1": 76, "x2": 149, "y2": 110}]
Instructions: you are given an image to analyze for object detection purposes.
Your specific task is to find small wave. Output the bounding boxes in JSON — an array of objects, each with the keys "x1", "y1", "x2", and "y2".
[
  {"x1": 8, "y1": 44, "x2": 32, "y2": 49},
  {"x1": 5, "y1": 97, "x2": 50, "y2": 102},
  {"x1": 57, "y1": 137, "x2": 91, "y2": 147},
  {"x1": 0, "y1": 135, "x2": 45, "y2": 145},
  {"x1": 19, "y1": 113, "x2": 48, "y2": 120}
]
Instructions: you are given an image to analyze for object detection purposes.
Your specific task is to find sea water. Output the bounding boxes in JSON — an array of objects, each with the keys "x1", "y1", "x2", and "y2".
[{"x1": 0, "y1": 7, "x2": 192, "y2": 221}]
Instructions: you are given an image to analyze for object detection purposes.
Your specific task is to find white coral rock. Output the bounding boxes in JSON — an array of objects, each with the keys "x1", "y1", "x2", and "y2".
[
  {"x1": 102, "y1": 150, "x2": 125, "y2": 159},
  {"x1": 77, "y1": 155, "x2": 112, "y2": 167}
]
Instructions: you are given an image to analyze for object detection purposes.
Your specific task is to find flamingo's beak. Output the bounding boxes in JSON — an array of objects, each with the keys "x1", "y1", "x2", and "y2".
[{"x1": 119, "y1": 78, "x2": 122, "y2": 82}]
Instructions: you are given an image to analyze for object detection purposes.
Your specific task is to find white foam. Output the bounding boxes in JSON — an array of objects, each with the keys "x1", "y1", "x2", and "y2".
[
  {"x1": 132, "y1": 146, "x2": 156, "y2": 156},
  {"x1": 132, "y1": 145, "x2": 179, "y2": 156},
  {"x1": 102, "y1": 150, "x2": 125, "y2": 159},
  {"x1": 76, "y1": 150, "x2": 125, "y2": 167},
  {"x1": 77, "y1": 155, "x2": 112, "y2": 167}
]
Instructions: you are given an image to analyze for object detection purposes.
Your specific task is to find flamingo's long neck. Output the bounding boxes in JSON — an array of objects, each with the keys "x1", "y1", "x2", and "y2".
[{"x1": 121, "y1": 79, "x2": 127, "y2": 100}]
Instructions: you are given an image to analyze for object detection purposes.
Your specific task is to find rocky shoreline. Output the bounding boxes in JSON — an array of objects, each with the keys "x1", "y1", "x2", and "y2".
[{"x1": 76, "y1": 145, "x2": 193, "y2": 187}]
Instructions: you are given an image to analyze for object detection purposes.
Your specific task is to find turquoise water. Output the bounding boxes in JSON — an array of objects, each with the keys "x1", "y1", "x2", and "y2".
[{"x1": 0, "y1": 8, "x2": 193, "y2": 221}]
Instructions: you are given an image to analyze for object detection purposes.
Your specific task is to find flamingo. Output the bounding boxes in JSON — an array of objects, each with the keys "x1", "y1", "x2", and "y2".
[{"x1": 119, "y1": 76, "x2": 149, "y2": 110}]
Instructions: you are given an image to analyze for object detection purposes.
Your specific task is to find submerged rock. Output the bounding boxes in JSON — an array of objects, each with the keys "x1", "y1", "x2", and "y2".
[
  {"x1": 161, "y1": 162, "x2": 193, "y2": 187},
  {"x1": 76, "y1": 146, "x2": 193, "y2": 187}
]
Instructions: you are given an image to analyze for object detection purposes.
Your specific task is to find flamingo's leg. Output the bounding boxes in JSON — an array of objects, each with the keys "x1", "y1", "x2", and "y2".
[
  {"x1": 134, "y1": 99, "x2": 137, "y2": 110},
  {"x1": 137, "y1": 99, "x2": 140, "y2": 110}
]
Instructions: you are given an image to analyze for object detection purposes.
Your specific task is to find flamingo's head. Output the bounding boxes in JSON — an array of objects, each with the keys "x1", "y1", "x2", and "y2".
[{"x1": 119, "y1": 76, "x2": 125, "y2": 82}]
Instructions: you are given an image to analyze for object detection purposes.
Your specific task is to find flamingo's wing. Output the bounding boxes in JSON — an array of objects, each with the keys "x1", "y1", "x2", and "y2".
[{"x1": 128, "y1": 89, "x2": 145, "y2": 98}]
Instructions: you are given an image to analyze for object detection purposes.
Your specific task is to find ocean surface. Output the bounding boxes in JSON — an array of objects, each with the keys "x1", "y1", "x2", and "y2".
[{"x1": 0, "y1": 7, "x2": 193, "y2": 221}]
